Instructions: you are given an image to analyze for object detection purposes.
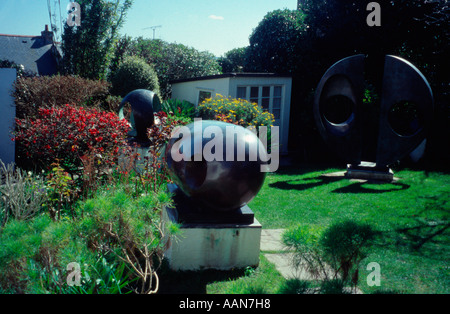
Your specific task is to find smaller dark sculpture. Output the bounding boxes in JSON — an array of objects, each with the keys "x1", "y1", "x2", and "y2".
[
  {"x1": 165, "y1": 120, "x2": 268, "y2": 214},
  {"x1": 118, "y1": 89, "x2": 161, "y2": 143}
]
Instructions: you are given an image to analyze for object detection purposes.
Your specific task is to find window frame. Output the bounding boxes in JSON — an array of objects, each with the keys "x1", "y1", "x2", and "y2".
[
  {"x1": 198, "y1": 90, "x2": 212, "y2": 105},
  {"x1": 236, "y1": 85, "x2": 284, "y2": 121}
]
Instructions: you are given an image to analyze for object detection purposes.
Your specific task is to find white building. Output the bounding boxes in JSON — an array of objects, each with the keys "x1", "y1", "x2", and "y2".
[{"x1": 170, "y1": 73, "x2": 292, "y2": 154}]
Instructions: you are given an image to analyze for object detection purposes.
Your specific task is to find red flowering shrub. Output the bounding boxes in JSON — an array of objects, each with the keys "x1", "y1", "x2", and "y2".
[{"x1": 14, "y1": 104, "x2": 130, "y2": 172}]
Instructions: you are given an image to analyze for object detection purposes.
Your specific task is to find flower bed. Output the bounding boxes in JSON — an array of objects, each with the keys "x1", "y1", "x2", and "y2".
[{"x1": 196, "y1": 94, "x2": 274, "y2": 128}]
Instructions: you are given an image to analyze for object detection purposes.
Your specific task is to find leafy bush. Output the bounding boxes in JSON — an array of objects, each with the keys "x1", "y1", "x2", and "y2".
[
  {"x1": 112, "y1": 37, "x2": 222, "y2": 99},
  {"x1": 14, "y1": 104, "x2": 130, "y2": 173},
  {"x1": 76, "y1": 187, "x2": 174, "y2": 294},
  {"x1": 218, "y1": 47, "x2": 247, "y2": 73},
  {"x1": 0, "y1": 215, "x2": 77, "y2": 293},
  {"x1": 0, "y1": 161, "x2": 47, "y2": 226},
  {"x1": 110, "y1": 56, "x2": 160, "y2": 97},
  {"x1": 0, "y1": 185, "x2": 176, "y2": 294},
  {"x1": 196, "y1": 94, "x2": 275, "y2": 128},
  {"x1": 161, "y1": 99, "x2": 195, "y2": 119},
  {"x1": 320, "y1": 220, "x2": 377, "y2": 284},
  {"x1": 283, "y1": 220, "x2": 377, "y2": 293},
  {"x1": 13, "y1": 75, "x2": 111, "y2": 118}
]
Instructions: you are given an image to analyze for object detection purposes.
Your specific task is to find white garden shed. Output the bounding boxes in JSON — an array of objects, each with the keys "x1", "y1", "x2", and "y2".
[{"x1": 171, "y1": 73, "x2": 292, "y2": 154}]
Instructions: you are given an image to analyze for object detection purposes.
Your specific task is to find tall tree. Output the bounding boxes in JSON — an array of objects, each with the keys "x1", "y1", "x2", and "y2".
[
  {"x1": 62, "y1": 0, "x2": 133, "y2": 80},
  {"x1": 244, "y1": 1, "x2": 448, "y2": 164},
  {"x1": 245, "y1": 9, "x2": 307, "y2": 74},
  {"x1": 218, "y1": 47, "x2": 247, "y2": 73}
]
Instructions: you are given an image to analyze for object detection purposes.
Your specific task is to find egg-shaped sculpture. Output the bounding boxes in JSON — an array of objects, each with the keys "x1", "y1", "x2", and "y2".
[
  {"x1": 118, "y1": 89, "x2": 161, "y2": 142},
  {"x1": 165, "y1": 120, "x2": 268, "y2": 212}
]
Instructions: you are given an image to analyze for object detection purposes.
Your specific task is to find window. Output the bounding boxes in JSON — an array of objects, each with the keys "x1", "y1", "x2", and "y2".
[
  {"x1": 237, "y1": 86, "x2": 246, "y2": 99},
  {"x1": 272, "y1": 86, "x2": 282, "y2": 119},
  {"x1": 250, "y1": 87, "x2": 259, "y2": 105},
  {"x1": 198, "y1": 90, "x2": 212, "y2": 105},
  {"x1": 236, "y1": 85, "x2": 283, "y2": 120},
  {"x1": 261, "y1": 86, "x2": 270, "y2": 111}
]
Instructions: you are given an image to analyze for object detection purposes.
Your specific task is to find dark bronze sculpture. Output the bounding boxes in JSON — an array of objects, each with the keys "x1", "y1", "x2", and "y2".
[
  {"x1": 314, "y1": 54, "x2": 434, "y2": 171},
  {"x1": 165, "y1": 120, "x2": 267, "y2": 214},
  {"x1": 118, "y1": 89, "x2": 161, "y2": 143}
]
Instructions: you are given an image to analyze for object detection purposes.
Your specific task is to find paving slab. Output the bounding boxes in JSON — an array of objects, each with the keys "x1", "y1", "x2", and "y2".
[
  {"x1": 264, "y1": 253, "x2": 314, "y2": 280},
  {"x1": 260, "y1": 229, "x2": 286, "y2": 252}
]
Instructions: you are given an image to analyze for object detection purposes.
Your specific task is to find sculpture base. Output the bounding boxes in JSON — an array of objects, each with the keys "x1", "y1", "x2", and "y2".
[
  {"x1": 162, "y1": 206, "x2": 261, "y2": 271},
  {"x1": 168, "y1": 184, "x2": 255, "y2": 225},
  {"x1": 345, "y1": 162, "x2": 394, "y2": 182},
  {"x1": 162, "y1": 186, "x2": 262, "y2": 271}
]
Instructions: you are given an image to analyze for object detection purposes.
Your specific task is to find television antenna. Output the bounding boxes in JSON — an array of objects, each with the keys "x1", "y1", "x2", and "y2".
[{"x1": 142, "y1": 25, "x2": 162, "y2": 40}]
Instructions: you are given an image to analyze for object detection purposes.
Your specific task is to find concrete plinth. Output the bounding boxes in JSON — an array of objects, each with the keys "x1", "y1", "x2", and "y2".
[
  {"x1": 345, "y1": 162, "x2": 394, "y2": 182},
  {"x1": 162, "y1": 206, "x2": 262, "y2": 271}
]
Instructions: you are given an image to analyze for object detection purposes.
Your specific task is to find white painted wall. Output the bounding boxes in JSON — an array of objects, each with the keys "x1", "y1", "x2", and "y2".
[
  {"x1": 0, "y1": 68, "x2": 16, "y2": 166},
  {"x1": 171, "y1": 77, "x2": 231, "y2": 105}
]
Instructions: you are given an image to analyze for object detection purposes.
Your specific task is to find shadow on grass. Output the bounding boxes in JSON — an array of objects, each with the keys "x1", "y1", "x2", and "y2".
[
  {"x1": 269, "y1": 175, "x2": 340, "y2": 191},
  {"x1": 269, "y1": 174, "x2": 410, "y2": 194},
  {"x1": 374, "y1": 193, "x2": 450, "y2": 257},
  {"x1": 332, "y1": 181, "x2": 410, "y2": 194},
  {"x1": 391, "y1": 194, "x2": 449, "y2": 252}
]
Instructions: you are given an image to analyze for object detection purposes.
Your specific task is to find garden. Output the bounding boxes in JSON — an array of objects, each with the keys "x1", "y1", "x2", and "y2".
[
  {"x1": 0, "y1": 0, "x2": 448, "y2": 295},
  {"x1": 1, "y1": 72, "x2": 448, "y2": 294}
]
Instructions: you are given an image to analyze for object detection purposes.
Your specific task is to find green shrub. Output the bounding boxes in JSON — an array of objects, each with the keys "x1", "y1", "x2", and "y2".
[
  {"x1": 283, "y1": 220, "x2": 377, "y2": 293},
  {"x1": 75, "y1": 187, "x2": 175, "y2": 294},
  {"x1": 278, "y1": 279, "x2": 311, "y2": 294},
  {"x1": 114, "y1": 38, "x2": 222, "y2": 99},
  {"x1": 320, "y1": 220, "x2": 377, "y2": 284},
  {"x1": 161, "y1": 99, "x2": 195, "y2": 119},
  {"x1": 0, "y1": 185, "x2": 176, "y2": 294},
  {"x1": 110, "y1": 56, "x2": 160, "y2": 97}
]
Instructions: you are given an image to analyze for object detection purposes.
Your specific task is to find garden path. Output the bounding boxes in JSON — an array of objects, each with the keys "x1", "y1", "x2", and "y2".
[{"x1": 260, "y1": 229, "x2": 363, "y2": 293}]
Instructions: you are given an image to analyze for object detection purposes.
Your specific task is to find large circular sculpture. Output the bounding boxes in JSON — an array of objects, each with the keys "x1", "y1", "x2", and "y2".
[
  {"x1": 165, "y1": 120, "x2": 268, "y2": 212},
  {"x1": 118, "y1": 89, "x2": 161, "y2": 142},
  {"x1": 314, "y1": 54, "x2": 434, "y2": 168}
]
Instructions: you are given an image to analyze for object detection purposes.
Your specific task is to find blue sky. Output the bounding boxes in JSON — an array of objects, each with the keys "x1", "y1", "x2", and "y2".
[{"x1": 0, "y1": 0, "x2": 297, "y2": 56}]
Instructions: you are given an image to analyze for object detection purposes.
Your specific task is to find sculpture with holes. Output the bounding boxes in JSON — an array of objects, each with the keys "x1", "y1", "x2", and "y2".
[{"x1": 314, "y1": 54, "x2": 434, "y2": 181}]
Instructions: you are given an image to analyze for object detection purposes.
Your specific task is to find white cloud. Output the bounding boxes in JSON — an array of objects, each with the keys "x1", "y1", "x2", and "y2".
[{"x1": 208, "y1": 15, "x2": 224, "y2": 20}]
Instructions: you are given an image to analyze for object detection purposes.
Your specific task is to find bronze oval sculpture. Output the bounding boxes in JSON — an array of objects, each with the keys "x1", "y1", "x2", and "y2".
[
  {"x1": 165, "y1": 120, "x2": 268, "y2": 212},
  {"x1": 118, "y1": 89, "x2": 161, "y2": 142}
]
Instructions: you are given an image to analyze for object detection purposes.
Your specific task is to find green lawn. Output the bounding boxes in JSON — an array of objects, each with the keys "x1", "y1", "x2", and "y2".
[
  {"x1": 246, "y1": 163, "x2": 449, "y2": 294},
  {"x1": 159, "y1": 163, "x2": 449, "y2": 294}
]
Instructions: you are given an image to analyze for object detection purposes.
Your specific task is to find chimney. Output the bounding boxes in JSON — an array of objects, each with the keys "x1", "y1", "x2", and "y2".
[{"x1": 41, "y1": 25, "x2": 53, "y2": 45}]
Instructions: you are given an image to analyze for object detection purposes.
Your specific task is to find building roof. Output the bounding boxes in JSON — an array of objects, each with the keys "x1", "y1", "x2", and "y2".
[
  {"x1": 0, "y1": 26, "x2": 60, "y2": 76},
  {"x1": 170, "y1": 72, "x2": 292, "y2": 84}
]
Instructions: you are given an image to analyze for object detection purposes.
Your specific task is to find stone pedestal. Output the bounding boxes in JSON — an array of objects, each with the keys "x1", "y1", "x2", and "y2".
[
  {"x1": 345, "y1": 161, "x2": 394, "y2": 182},
  {"x1": 162, "y1": 184, "x2": 262, "y2": 271}
]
